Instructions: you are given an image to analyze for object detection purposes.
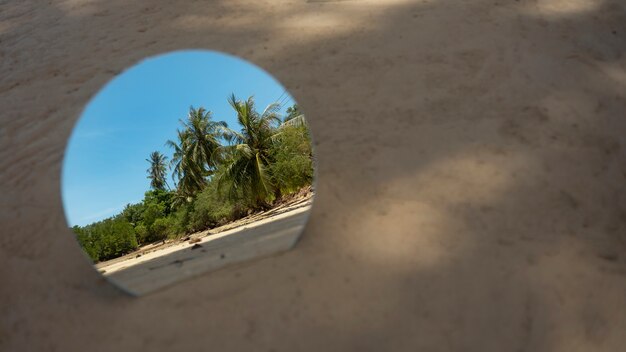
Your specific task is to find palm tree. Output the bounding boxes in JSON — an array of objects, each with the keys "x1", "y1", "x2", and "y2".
[
  {"x1": 166, "y1": 129, "x2": 203, "y2": 197},
  {"x1": 146, "y1": 151, "x2": 168, "y2": 191},
  {"x1": 181, "y1": 107, "x2": 227, "y2": 174},
  {"x1": 216, "y1": 94, "x2": 282, "y2": 208},
  {"x1": 284, "y1": 104, "x2": 301, "y2": 123},
  {"x1": 166, "y1": 107, "x2": 227, "y2": 198}
]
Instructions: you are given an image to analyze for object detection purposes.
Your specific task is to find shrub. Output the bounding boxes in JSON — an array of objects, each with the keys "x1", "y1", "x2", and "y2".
[
  {"x1": 143, "y1": 189, "x2": 174, "y2": 216},
  {"x1": 150, "y1": 217, "x2": 170, "y2": 242},
  {"x1": 135, "y1": 202, "x2": 166, "y2": 244},
  {"x1": 120, "y1": 202, "x2": 144, "y2": 225},
  {"x1": 170, "y1": 206, "x2": 192, "y2": 236},
  {"x1": 269, "y1": 125, "x2": 314, "y2": 195},
  {"x1": 72, "y1": 217, "x2": 138, "y2": 262},
  {"x1": 73, "y1": 225, "x2": 99, "y2": 262},
  {"x1": 188, "y1": 182, "x2": 235, "y2": 232},
  {"x1": 135, "y1": 224, "x2": 149, "y2": 243}
]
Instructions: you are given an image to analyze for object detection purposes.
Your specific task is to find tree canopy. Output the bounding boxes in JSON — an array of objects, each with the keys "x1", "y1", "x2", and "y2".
[
  {"x1": 146, "y1": 151, "x2": 169, "y2": 191},
  {"x1": 71, "y1": 97, "x2": 313, "y2": 263}
]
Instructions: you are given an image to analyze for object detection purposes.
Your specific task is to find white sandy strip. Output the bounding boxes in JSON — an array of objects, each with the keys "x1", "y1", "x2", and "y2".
[{"x1": 99, "y1": 204, "x2": 312, "y2": 276}]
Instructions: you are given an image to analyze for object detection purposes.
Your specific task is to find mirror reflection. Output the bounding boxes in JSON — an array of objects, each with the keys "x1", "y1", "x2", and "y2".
[{"x1": 62, "y1": 51, "x2": 315, "y2": 295}]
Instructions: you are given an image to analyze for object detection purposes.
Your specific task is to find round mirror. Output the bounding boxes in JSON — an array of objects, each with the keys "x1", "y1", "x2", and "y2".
[{"x1": 62, "y1": 51, "x2": 315, "y2": 295}]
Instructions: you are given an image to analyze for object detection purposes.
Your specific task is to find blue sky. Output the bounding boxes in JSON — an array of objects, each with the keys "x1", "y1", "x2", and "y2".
[{"x1": 62, "y1": 50, "x2": 296, "y2": 226}]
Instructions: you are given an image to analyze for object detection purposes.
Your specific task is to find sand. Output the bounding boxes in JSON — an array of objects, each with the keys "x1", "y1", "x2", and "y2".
[{"x1": 97, "y1": 194, "x2": 313, "y2": 295}]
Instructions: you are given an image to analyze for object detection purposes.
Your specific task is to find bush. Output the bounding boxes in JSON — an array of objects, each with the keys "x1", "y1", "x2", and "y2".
[
  {"x1": 135, "y1": 202, "x2": 166, "y2": 244},
  {"x1": 170, "y1": 206, "x2": 191, "y2": 236},
  {"x1": 269, "y1": 125, "x2": 314, "y2": 195},
  {"x1": 134, "y1": 224, "x2": 149, "y2": 243},
  {"x1": 120, "y1": 202, "x2": 144, "y2": 225},
  {"x1": 187, "y1": 182, "x2": 235, "y2": 232},
  {"x1": 150, "y1": 217, "x2": 171, "y2": 242},
  {"x1": 72, "y1": 218, "x2": 138, "y2": 262},
  {"x1": 73, "y1": 225, "x2": 99, "y2": 262},
  {"x1": 143, "y1": 189, "x2": 174, "y2": 216}
]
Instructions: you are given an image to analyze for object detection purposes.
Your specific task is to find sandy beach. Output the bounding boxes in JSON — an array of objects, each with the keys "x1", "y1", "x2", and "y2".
[{"x1": 97, "y1": 194, "x2": 313, "y2": 295}]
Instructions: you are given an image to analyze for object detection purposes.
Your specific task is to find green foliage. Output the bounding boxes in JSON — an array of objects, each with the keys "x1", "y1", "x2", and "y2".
[
  {"x1": 269, "y1": 125, "x2": 314, "y2": 195},
  {"x1": 72, "y1": 218, "x2": 138, "y2": 262},
  {"x1": 187, "y1": 180, "x2": 236, "y2": 232},
  {"x1": 74, "y1": 97, "x2": 314, "y2": 263},
  {"x1": 284, "y1": 104, "x2": 301, "y2": 123},
  {"x1": 146, "y1": 151, "x2": 169, "y2": 191},
  {"x1": 169, "y1": 206, "x2": 192, "y2": 237},
  {"x1": 141, "y1": 202, "x2": 164, "y2": 227},
  {"x1": 216, "y1": 94, "x2": 282, "y2": 208},
  {"x1": 134, "y1": 224, "x2": 148, "y2": 242},
  {"x1": 120, "y1": 202, "x2": 144, "y2": 225},
  {"x1": 137, "y1": 203, "x2": 164, "y2": 243},
  {"x1": 150, "y1": 217, "x2": 171, "y2": 241},
  {"x1": 143, "y1": 189, "x2": 174, "y2": 216},
  {"x1": 73, "y1": 225, "x2": 99, "y2": 261},
  {"x1": 166, "y1": 107, "x2": 228, "y2": 197}
]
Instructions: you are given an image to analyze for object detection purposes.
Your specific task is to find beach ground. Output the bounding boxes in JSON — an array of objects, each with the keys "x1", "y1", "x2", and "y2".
[{"x1": 97, "y1": 194, "x2": 313, "y2": 295}]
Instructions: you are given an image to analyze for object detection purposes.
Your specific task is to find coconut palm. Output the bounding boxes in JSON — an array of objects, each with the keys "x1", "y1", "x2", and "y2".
[
  {"x1": 166, "y1": 107, "x2": 227, "y2": 198},
  {"x1": 146, "y1": 151, "x2": 169, "y2": 191},
  {"x1": 283, "y1": 104, "x2": 301, "y2": 123},
  {"x1": 216, "y1": 94, "x2": 282, "y2": 208},
  {"x1": 181, "y1": 106, "x2": 227, "y2": 174},
  {"x1": 166, "y1": 129, "x2": 203, "y2": 197}
]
